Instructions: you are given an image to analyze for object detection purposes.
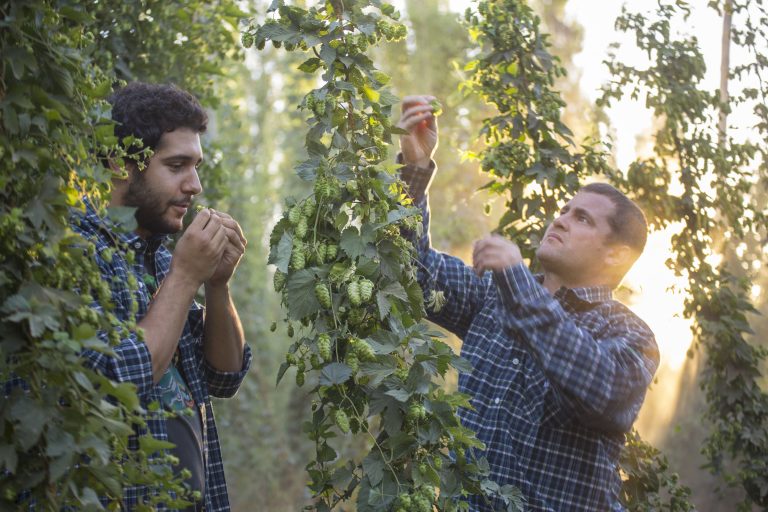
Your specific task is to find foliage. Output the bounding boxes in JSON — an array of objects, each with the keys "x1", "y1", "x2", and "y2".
[
  {"x1": 0, "y1": 0, "x2": 243, "y2": 507},
  {"x1": 463, "y1": 0, "x2": 696, "y2": 510},
  {"x1": 462, "y1": 0, "x2": 610, "y2": 258},
  {"x1": 600, "y1": 1, "x2": 768, "y2": 509},
  {"x1": 619, "y1": 430, "x2": 694, "y2": 512},
  {"x1": 242, "y1": 1, "x2": 522, "y2": 510}
]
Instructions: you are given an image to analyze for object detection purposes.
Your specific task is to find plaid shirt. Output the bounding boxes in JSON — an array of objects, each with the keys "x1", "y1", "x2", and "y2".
[
  {"x1": 401, "y1": 162, "x2": 659, "y2": 511},
  {"x1": 71, "y1": 202, "x2": 251, "y2": 511}
]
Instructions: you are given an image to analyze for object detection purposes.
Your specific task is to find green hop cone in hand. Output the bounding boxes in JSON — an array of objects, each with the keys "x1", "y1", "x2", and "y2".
[{"x1": 429, "y1": 98, "x2": 443, "y2": 117}]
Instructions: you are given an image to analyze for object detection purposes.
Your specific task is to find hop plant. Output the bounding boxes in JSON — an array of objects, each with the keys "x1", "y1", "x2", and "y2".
[
  {"x1": 334, "y1": 409, "x2": 350, "y2": 433},
  {"x1": 273, "y1": 270, "x2": 287, "y2": 292},
  {"x1": 347, "y1": 280, "x2": 362, "y2": 306},
  {"x1": 303, "y1": 197, "x2": 316, "y2": 217},
  {"x1": 359, "y1": 278, "x2": 374, "y2": 302},
  {"x1": 326, "y1": 243, "x2": 338, "y2": 260},
  {"x1": 289, "y1": 204, "x2": 303, "y2": 225},
  {"x1": 315, "y1": 283, "x2": 332, "y2": 309},
  {"x1": 346, "y1": 351, "x2": 359, "y2": 373},
  {"x1": 354, "y1": 339, "x2": 376, "y2": 361},
  {"x1": 318, "y1": 334, "x2": 332, "y2": 361},
  {"x1": 291, "y1": 243, "x2": 306, "y2": 270},
  {"x1": 295, "y1": 216, "x2": 308, "y2": 239}
]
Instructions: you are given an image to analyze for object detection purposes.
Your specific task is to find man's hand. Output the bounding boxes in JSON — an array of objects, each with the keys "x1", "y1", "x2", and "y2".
[
  {"x1": 397, "y1": 95, "x2": 439, "y2": 169},
  {"x1": 206, "y1": 210, "x2": 247, "y2": 287},
  {"x1": 472, "y1": 234, "x2": 523, "y2": 276},
  {"x1": 171, "y1": 209, "x2": 231, "y2": 287}
]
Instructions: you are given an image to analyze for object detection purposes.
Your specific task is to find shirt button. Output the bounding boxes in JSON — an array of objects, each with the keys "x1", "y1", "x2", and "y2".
[
  {"x1": 512, "y1": 358, "x2": 520, "y2": 365},
  {"x1": 134, "y1": 242, "x2": 142, "y2": 249},
  {"x1": 494, "y1": 398, "x2": 500, "y2": 405}
]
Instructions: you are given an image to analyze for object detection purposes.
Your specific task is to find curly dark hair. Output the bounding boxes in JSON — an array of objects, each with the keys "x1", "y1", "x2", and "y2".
[{"x1": 108, "y1": 82, "x2": 207, "y2": 158}]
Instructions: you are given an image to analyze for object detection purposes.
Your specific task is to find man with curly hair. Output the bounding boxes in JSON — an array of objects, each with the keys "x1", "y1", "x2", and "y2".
[
  {"x1": 72, "y1": 82, "x2": 251, "y2": 511},
  {"x1": 396, "y1": 95, "x2": 659, "y2": 511}
]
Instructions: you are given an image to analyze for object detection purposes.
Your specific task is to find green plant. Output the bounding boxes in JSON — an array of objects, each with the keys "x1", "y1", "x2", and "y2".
[{"x1": 243, "y1": 1, "x2": 523, "y2": 510}]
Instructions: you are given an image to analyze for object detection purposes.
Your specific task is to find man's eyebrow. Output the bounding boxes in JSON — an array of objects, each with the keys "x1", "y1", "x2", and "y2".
[
  {"x1": 160, "y1": 154, "x2": 203, "y2": 164},
  {"x1": 572, "y1": 206, "x2": 595, "y2": 223}
]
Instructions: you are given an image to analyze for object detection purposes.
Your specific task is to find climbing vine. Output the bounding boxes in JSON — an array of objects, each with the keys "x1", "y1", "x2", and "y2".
[
  {"x1": 463, "y1": 0, "x2": 694, "y2": 510},
  {"x1": 600, "y1": 1, "x2": 768, "y2": 509},
  {"x1": 0, "y1": 0, "x2": 243, "y2": 508},
  {"x1": 243, "y1": 1, "x2": 522, "y2": 510}
]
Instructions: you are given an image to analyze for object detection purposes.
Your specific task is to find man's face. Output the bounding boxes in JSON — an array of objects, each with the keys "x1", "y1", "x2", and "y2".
[
  {"x1": 536, "y1": 191, "x2": 617, "y2": 285},
  {"x1": 123, "y1": 128, "x2": 203, "y2": 237}
]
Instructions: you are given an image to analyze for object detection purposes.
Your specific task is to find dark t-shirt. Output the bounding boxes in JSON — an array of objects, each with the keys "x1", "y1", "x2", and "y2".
[{"x1": 157, "y1": 361, "x2": 205, "y2": 511}]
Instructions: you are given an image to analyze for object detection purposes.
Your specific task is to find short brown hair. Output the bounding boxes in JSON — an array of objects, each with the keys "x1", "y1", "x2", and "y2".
[{"x1": 581, "y1": 182, "x2": 648, "y2": 254}]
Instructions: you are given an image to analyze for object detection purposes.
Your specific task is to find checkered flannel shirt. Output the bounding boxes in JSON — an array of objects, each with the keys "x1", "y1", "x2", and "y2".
[
  {"x1": 400, "y1": 161, "x2": 659, "y2": 511},
  {"x1": 71, "y1": 202, "x2": 251, "y2": 511}
]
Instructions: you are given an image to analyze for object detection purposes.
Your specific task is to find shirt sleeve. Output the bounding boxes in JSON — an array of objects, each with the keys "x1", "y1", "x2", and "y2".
[
  {"x1": 399, "y1": 156, "x2": 493, "y2": 340},
  {"x1": 83, "y1": 327, "x2": 155, "y2": 403},
  {"x1": 493, "y1": 264, "x2": 659, "y2": 433},
  {"x1": 201, "y1": 344, "x2": 252, "y2": 399}
]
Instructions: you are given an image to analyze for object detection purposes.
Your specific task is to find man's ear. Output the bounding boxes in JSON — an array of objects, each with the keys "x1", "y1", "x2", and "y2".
[{"x1": 604, "y1": 244, "x2": 634, "y2": 270}]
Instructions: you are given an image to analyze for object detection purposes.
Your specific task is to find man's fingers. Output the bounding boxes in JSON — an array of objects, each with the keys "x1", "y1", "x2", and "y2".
[
  {"x1": 224, "y1": 227, "x2": 246, "y2": 253},
  {"x1": 398, "y1": 111, "x2": 435, "y2": 132},
  {"x1": 401, "y1": 95, "x2": 437, "y2": 111},
  {"x1": 210, "y1": 211, "x2": 247, "y2": 245},
  {"x1": 190, "y1": 207, "x2": 212, "y2": 231}
]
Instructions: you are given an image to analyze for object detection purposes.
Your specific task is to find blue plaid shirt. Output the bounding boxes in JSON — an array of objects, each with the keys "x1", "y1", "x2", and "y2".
[
  {"x1": 401, "y1": 162, "x2": 659, "y2": 511},
  {"x1": 71, "y1": 202, "x2": 251, "y2": 511}
]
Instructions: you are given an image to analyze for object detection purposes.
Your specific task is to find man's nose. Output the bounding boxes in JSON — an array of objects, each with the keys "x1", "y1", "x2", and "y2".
[
  {"x1": 551, "y1": 215, "x2": 567, "y2": 230},
  {"x1": 183, "y1": 169, "x2": 203, "y2": 196}
]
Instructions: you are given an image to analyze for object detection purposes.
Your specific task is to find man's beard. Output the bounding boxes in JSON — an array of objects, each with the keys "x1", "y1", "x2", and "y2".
[{"x1": 123, "y1": 172, "x2": 181, "y2": 235}]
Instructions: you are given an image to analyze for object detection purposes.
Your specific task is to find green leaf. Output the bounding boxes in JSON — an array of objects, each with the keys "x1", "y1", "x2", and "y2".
[
  {"x1": 339, "y1": 226, "x2": 369, "y2": 259},
  {"x1": 319, "y1": 362, "x2": 353, "y2": 385},
  {"x1": 271, "y1": 232, "x2": 294, "y2": 274},
  {"x1": 298, "y1": 58, "x2": 323, "y2": 73},
  {"x1": 285, "y1": 269, "x2": 321, "y2": 320},
  {"x1": 362, "y1": 452, "x2": 385, "y2": 487}
]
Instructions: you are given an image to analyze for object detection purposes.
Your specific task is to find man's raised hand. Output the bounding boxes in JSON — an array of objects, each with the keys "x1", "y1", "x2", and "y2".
[
  {"x1": 397, "y1": 94, "x2": 439, "y2": 169},
  {"x1": 206, "y1": 210, "x2": 247, "y2": 287},
  {"x1": 171, "y1": 208, "x2": 230, "y2": 287},
  {"x1": 472, "y1": 235, "x2": 524, "y2": 276}
]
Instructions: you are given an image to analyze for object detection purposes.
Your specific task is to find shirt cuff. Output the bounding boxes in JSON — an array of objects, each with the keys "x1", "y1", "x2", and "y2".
[
  {"x1": 396, "y1": 153, "x2": 436, "y2": 202},
  {"x1": 493, "y1": 263, "x2": 549, "y2": 308}
]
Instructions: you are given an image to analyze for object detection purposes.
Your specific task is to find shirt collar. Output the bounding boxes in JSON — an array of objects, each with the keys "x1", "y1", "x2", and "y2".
[{"x1": 533, "y1": 273, "x2": 613, "y2": 305}]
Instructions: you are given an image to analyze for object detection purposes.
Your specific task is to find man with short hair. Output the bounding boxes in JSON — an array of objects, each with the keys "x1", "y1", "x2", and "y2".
[
  {"x1": 74, "y1": 82, "x2": 251, "y2": 511},
  {"x1": 397, "y1": 95, "x2": 659, "y2": 511}
]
